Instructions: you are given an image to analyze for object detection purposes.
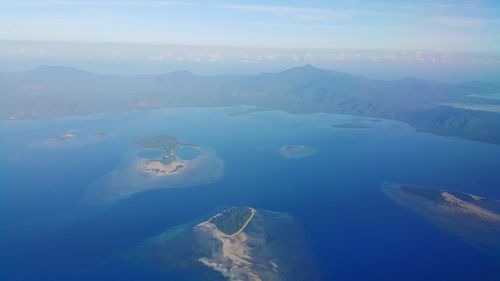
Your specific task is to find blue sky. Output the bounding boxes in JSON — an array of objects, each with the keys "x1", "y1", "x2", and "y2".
[
  {"x1": 1, "y1": 0, "x2": 499, "y2": 81},
  {"x1": 1, "y1": 0, "x2": 499, "y2": 52}
]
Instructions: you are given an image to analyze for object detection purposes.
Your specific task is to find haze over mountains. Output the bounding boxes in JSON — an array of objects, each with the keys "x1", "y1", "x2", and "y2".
[{"x1": 1, "y1": 65, "x2": 500, "y2": 145}]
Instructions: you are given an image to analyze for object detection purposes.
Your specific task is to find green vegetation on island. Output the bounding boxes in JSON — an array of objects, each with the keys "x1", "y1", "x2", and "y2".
[
  {"x1": 136, "y1": 135, "x2": 201, "y2": 165},
  {"x1": 3, "y1": 65, "x2": 500, "y2": 146},
  {"x1": 210, "y1": 207, "x2": 253, "y2": 236},
  {"x1": 136, "y1": 135, "x2": 181, "y2": 151}
]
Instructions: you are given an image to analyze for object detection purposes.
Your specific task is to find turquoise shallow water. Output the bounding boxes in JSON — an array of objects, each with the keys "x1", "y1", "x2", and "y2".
[
  {"x1": 175, "y1": 146, "x2": 201, "y2": 160},
  {"x1": 1, "y1": 107, "x2": 500, "y2": 281},
  {"x1": 138, "y1": 149, "x2": 164, "y2": 159}
]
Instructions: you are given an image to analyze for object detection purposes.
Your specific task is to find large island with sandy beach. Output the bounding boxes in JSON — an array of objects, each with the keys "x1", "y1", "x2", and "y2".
[
  {"x1": 130, "y1": 207, "x2": 323, "y2": 281},
  {"x1": 84, "y1": 135, "x2": 224, "y2": 205},
  {"x1": 382, "y1": 183, "x2": 500, "y2": 253}
]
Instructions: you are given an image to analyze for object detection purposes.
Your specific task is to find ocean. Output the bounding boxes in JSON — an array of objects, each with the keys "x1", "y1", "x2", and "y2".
[{"x1": 1, "y1": 107, "x2": 500, "y2": 281}]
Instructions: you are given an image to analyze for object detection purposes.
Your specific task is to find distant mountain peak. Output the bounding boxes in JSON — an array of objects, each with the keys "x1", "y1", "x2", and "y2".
[
  {"x1": 276, "y1": 64, "x2": 355, "y2": 81},
  {"x1": 31, "y1": 65, "x2": 95, "y2": 76},
  {"x1": 281, "y1": 64, "x2": 323, "y2": 73},
  {"x1": 34, "y1": 65, "x2": 80, "y2": 72},
  {"x1": 169, "y1": 70, "x2": 197, "y2": 76},
  {"x1": 157, "y1": 70, "x2": 200, "y2": 81},
  {"x1": 298, "y1": 64, "x2": 317, "y2": 70}
]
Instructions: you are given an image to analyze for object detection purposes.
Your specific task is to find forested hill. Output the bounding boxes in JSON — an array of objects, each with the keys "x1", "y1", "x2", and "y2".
[{"x1": 1, "y1": 65, "x2": 500, "y2": 145}]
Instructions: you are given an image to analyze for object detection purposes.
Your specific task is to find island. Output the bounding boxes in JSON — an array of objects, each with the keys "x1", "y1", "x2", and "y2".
[
  {"x1": 52, "y1": 132, "x2": 76, "y2": 142},
  {"x1": 278, "y1": 144, "x2": 317, "y2": 159},
  {"x1": 35, "y1": 130, "x2": 113, "y2": 149},
  {"x1": 83, "y1": 135, "x2": 224, "y2": 205},
  {"x1": 92, "y1": 131, "x2": 110, "y2": 138},
  {"x1": 130, "y1": 207, "x2": 323, "y2": 281},
  {"x1": 382, "y1": 183, "x2": 500, "y2": 252},
  {"x1": 134, "y1": 135, "x2": 196, "y2": 177},
  {"x1": 3, "y1": 65, "x2": 500, "y2": 146}
]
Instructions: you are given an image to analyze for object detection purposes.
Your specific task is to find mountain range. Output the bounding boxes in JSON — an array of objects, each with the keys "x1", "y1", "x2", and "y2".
[{"x1": 1, "y1": 64, "x2": 500, "y2": 145}]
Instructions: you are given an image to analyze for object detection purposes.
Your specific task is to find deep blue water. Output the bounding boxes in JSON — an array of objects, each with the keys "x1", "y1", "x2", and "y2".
[{"x1": 1, "y1": 107, "x2": 500, "y2": 281}]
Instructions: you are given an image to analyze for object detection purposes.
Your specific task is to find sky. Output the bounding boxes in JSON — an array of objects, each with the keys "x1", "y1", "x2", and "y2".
[
  {"x1": 0, "y1": 0, "x2": 499, "y2": 81},
  {"x1": 1, "y1": 0, "x2": 499, "y2": 51}
]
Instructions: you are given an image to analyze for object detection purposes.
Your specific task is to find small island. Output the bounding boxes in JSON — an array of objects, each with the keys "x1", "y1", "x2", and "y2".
[
  {"x1": 279, "y1": 144, "x2": 317, "y2": 159},
  {"x1": 84, "y1": 135, "x2": 224, "y2": 205},
  {"x1": 52, "y1": 132, "x2": 76, "y2": 142},
  {"x1": 134, "y1": 135, "x2": 194, "y2": 177},
  {"x1": 130, "y1": 207, "x2": 323, "y2": 281},
  {"x1": 40, "y1": 130, "x2": 111, "y2": 148},
  {"x1": 92, "y1": 131, "x2": 110, "y2": 138},
  {"x1": 382, "y1": 183, "x2": 500, "y2": 252},
  {"x1": 35, "y1": 130, "x2": 114, "y2": 149}
]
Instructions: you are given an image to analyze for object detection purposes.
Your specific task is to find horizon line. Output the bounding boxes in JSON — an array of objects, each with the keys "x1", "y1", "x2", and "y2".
[{"x1": 2, "y1": 39, "x2": 500, "y2": 55}]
